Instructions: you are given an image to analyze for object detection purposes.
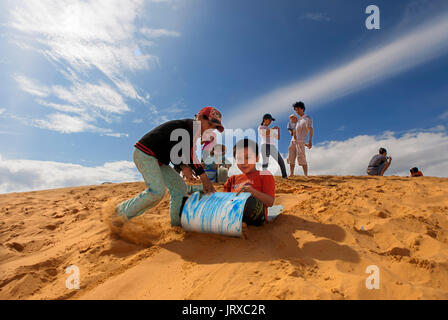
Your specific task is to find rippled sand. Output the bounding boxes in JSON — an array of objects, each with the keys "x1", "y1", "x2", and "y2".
[{"x1": 1, "y1": 176, "x2": 447, "y2": 300}]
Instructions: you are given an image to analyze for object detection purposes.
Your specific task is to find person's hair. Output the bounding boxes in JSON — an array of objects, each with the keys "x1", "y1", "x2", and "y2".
[
  {"x1": 379, "y1": 148, "x2": 387, "y2": 155},
  {"x1": 293, "y1": 101, "x2": 305, "y2": 111},
  {"x1": 410, "y1": 167, "x2": 419, "y2": 174},
  {"x1": 261, "y1": 117, "x2": 270, "y2": 125},
  {"x1": 233, "y1": 138, "x2": 259, "y2": 157}
]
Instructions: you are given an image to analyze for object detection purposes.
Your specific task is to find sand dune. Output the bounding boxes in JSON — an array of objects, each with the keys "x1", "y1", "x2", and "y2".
[{"x1": 1, "y1": 176, "x2": 448, "y2": 300}]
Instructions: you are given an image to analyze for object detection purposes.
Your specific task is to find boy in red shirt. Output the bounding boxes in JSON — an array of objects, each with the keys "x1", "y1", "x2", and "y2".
[{"x1": 224, "y1": 139, "x2": 276, "y2": 233}]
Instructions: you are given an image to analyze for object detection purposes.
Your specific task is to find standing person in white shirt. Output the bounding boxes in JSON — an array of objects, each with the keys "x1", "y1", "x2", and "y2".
[
  {"x1": 292, "y1": 101, "x2": 313, "y2": 176},
  {"x1": 258, "y1": 114, "x2": 288, "y2": 179}
]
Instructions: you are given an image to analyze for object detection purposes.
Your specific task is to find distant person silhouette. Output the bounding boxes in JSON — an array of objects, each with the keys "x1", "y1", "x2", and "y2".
[
  {"x1": 410, "y1": 167, "x2": 423, "y2": 177},
  {"x1": 367, "y1": 148, "x2": 392, "y2": 176}
]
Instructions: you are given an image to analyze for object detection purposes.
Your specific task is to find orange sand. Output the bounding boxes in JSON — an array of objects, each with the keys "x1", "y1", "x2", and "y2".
[{"x1": 1, "y1": 176, "x2": 448, "y2": 300}]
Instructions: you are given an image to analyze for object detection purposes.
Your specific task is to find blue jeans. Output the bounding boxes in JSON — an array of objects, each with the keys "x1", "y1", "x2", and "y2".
[{"x1": 116, "y1": 148, "x2": 188, "y2": 226}]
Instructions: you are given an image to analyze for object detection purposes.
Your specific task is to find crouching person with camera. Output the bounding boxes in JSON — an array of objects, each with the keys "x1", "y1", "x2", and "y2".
[{"x1": 367, "y1": 148, "x2": 392, "y2": 176}]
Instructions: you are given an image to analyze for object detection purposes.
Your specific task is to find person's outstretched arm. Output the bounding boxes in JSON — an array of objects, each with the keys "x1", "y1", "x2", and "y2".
[
  {"x1": 380, "y1": 156, "x2": 392, "y2": 176},
  {"x1": 272, "y1": 126, "x2": 280, "y2": 140}
]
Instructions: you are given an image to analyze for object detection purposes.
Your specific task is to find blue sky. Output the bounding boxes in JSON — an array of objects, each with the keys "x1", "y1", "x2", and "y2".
[{"x1": 1, "y1": 0, "x2": 448, "y2": 193}]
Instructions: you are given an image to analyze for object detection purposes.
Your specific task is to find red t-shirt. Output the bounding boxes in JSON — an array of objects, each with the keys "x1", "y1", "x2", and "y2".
[{"x1": 223, "y1": 170, "x2": 275, "y2": 219}]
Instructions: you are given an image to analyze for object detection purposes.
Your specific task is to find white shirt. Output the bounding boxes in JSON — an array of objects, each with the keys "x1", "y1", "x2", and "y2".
[
  {"x1": 295, "y1": 115, "x2": 313, "y2": 142},
  {"x1": 258, "y1": 125, "x2": 279, "y2": 145}
]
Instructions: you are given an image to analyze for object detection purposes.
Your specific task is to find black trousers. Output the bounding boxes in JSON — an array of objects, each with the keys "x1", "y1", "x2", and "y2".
[{"x1": 260, "y1": 144, "x2": 288, "y2": 178}]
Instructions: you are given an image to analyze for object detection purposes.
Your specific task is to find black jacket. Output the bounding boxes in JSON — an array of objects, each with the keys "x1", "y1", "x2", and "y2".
[{"x1": 135, "y1": 119, "x2": 205, "y2": 176}]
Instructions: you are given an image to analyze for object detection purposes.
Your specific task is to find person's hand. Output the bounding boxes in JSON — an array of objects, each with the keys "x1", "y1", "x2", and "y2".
[
  {"x1": 306, "y1": 142, "x2": 313, "y2": 149},
  {"x1": 181, "y1": 166, "x2": 197, "y2": 182},
  {"x1": 388, "y1": 156, "x2": 392, "y2": 163},
  {"x1": 244, "y1": 185, "x2": 256, "y2": 195},
  {"x1": 200, "y1": 174, "x2": 216, "y2": 194}
]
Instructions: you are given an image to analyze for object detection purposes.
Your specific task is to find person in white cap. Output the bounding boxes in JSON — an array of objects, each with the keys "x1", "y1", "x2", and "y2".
[{"x1": 258, "y1": 114, "x2": 288, "y2": 179}]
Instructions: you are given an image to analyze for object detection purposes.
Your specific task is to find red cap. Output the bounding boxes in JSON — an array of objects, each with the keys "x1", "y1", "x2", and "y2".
[{"x1": 197, "y1": 106, "x2": 224, "y2": 133}]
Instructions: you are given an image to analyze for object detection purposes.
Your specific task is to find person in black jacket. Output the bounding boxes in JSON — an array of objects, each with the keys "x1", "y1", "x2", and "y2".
[{"x1": 115, "y1": 107, "x2": 224, "y2": 227}]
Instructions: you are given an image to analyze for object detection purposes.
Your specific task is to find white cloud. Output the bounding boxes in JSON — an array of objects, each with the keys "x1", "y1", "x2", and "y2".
[
  {"x1": 32, "y1": 113, "x2": 107, "y2": 134},
  {"x1": 0, "y1": 155, "x2": 140, "y2": 194},
  {"x1": 13, "y1": 74, "x2": 130, "y2": 134},
  {"x1": 51, "y1": 82, "x2": 130, "y2": 115},
  {"x1": 227, "y1": 12, "x2": 448, "y2": 128},
  {"x1": 13, "y1": 74, "x2": 50, "y2": 98},
  {"x1": 307, "y1": 129, "x2": 448, "y2": 177},
  {"x1": 0, "y1": 109, "x2": 6, "y2": 115},
  {"x1": 440, "y1": 111, "x2": 448, "y2": 120},
  {"x1": 7, "y1": 0, "x2": 180, "y2": 135},
  {"x1": 104, "y1": 133, "x2": 129, "y2": 138},
  {"x1": 9, "y1": 0, "x2": 151, "y2": 98},
  {"x1": 36, "y1": 101, "x2": 87, "y2": 115},
  {"x1": 140, "y1": 28, "x2": 181, "y2": 38},
  {"x1": 228, "y1": 128, "x2": 448, "y2": 178},
  {"x1": 2, "y1": 127, "x2": 446, "y2": 194},
  {"x1": 6, "y1": 110, "x2": 129, "y2": 137}
]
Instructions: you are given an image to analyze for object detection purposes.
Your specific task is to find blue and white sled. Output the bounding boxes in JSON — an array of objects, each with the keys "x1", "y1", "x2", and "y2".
[{"x1": 181, "y1": 192, "x2": 283, "y2": 237}]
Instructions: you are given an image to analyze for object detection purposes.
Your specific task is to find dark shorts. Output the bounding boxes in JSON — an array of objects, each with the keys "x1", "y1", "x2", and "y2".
[
  {"x1": 367, "y1": 162, "x2": 386, "y2": 176},
  {"x1": 242, "y1": 196, "x2": 265, "y2": 226}
]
